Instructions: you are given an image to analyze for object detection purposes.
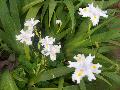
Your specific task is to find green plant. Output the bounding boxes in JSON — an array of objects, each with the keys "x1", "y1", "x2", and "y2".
[{"x1": 0, "y1": 0, "x2": 120, "y2": 90}]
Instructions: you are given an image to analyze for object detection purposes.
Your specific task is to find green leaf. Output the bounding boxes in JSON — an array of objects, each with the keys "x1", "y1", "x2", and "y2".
[
  {"x1": 32, "y1": 66, "x2": 74, "y2": 84},
  {"x1": 22, "y1": 0, "x2": 44, "y2": 14},
  {"x1": 107, "y1": 17, "x2": 120, "y2": 30},
  {"x1": 0, "y1": 0, "x2": 20, "y2": 53},
  {"x1": 29, "y1": 85, "x2": 79, "y2": 90},
  {"x1": 55, "y1": 28, "x2": 71, "y2": 40},
  {"x1": 41, "y1": 0, "x2": 49, "y2": 22},
  {"x1": 102, "y1": 0, "x2": 119, "y2": 9},
  {"x1": 102, "y1": 72, "x2": 120, "y2": 85},
  {"x1": 26, "y1": 4, "x2": 42, "y2": 19},
  {"x1": 9, "y1": 0, "x2": 21, "y2": 31},
  {"x1": 78, "y1": 48, "x2": 116, "y2": 65},
  {"x1": 63, "y1": 85, "x2": 79, "y2": 90},
  {"x1": 90, "y1": 16, "x2": 116, "y2": 35},
  {"x1": 91, "y1": 30, "x2": 120, "y2": 42},
  {"x1": 49, "y1": 0, "x2": 57, "y2": 26},
  {"x1": 58, "y1": 77, "x2": 64, "y2": 90},
  {"x1": 0, "y1": 70, "x2": 18, "y2": 90},
  {"x1": 29, "y1": 88, "x2": 58, "y2": 90},
  {"x1": 64, "y1": 19, "x2": 90, "y2": 52},
  {"x1": 64, "y1": 0, "x2": 75, "y2": 29},
  {"x1": 82, "y1": 30, "x2": 120, "y2": 47},
  {"x1": 79, "y1": 80, "x2": 86, "y2": 90},
  {"x1": 96, "y1": 74, "x2": 112, "y2": 86}
]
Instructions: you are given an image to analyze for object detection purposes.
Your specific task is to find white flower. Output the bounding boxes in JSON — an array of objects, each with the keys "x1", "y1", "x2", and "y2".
[
  {"x1": 72, "y1": 68, "x2": 85, "y2": 84},
  {"x1": 68, "y1": 54, "x2": 102, "y2": 84},
  {"x1": 41, "y1": 45, "x2": 61, "y2": 61},
  {"x1": 49, "y1": 45, "x2": 61, "y2": 61},
  {"x1": 40, "y1": 36, "x2": 61, "y2": 61},
  {"x1": 73, "y1": 54, "x2": 86, "y2": 62},
  {"x1": 40, "y1": 36, "x2": 55, "y2": 48},
  {"x1": 78, "y1": 7, "x2": 91, "y2": 17},
  {"x1": 88, "y1": 3, "x2": 108, "y2": 18},
  {"x1": 78, "y1": 3, "x2": 108, "y2": 26},
  {"x1": 16, "y1": 18, "x2": 40, "y2": 45},
  {"x1": 56, "y1": 20, "x2": 62, "y2": 25},
  {"x1": 16, "y1": 29, "x2": 34, "y2": 45},
  {"x1": 24, "y1": 18, "x2": 40, "y2": 30},
  {"x1": 90, "y1": 15, "x2": 100, "y2": 26}
]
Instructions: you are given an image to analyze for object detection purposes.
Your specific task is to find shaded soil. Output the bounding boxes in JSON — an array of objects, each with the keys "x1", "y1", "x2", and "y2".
[{"x1": 0, "y1": 51, "x2": 18, "y2": 72}]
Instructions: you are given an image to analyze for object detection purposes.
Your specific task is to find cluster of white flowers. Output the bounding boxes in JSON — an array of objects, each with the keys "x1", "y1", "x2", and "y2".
[
  {"x1": 16, "y1": 18, "x2": 40, "y2": 45},
  {"x1": 68, "y1": 54, "x2": 102, "y2": 84},
  {"x1": 78, "y1": 3, "x2": 108, "y2": 26},
  {"x1": 40, "y1": 36, "x2": 61, "y2": 61}
]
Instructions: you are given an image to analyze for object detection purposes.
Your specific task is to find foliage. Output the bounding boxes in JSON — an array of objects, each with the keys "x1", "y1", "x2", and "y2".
[{"x1": 0, "y1": 0, "x2": 120, "y2": 90}]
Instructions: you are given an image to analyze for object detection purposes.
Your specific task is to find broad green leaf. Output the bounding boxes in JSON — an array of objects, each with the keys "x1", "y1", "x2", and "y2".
[
  {"x1": 9, "y1": 0, "x2": 21, "y2": 31},
  {"x1": 18, "y1": 55, "x2": 34, "y2": 74},
  {"x1": 107, "y1": 17, "x2": 120, "y2": 30},
  {"x1": 91, "y1": 30, "x2": 120, "y2": 42},
  {"x1": 77, "y1": 48, "x2": 116, "y2": 65},
  {"x1": 29, "y1": 85, "x2": 79, "y2": 90},
  {"x1": 22, "y1": 0, "x2": 44, "y2": 14},
  {"x1": 98, "y1": 46, "x2": 116, "y2": 53},
  {"x1": 90, "y1": 16, "x2": 116, "y2": 35},
  {"x1": 26, "y1": 4, "x2": 42, "y2": 19},
  {"x1": 0, "y1": 0, "x2": 20, "y2": 53},
  {"x1": 55, "y1": 28, "x2": 71, "y2": 40},
  {"x1": 96, "y1": 75, "x2": 112, "y2": 86},
  {"x1": 79, "y1": 80, "x2": 86, "y2": 90},
  {"x1": 32, "y1": 66, "x2": 74, "y2": 84},
  {"x1": 82, "y1": 0, "x2": 93, "y2": 3},
  {"x1": 29, "y1": 88, "x2": 58, "y2": 90},
  {"x1": 64, "y1": 0, "x2": 75, "y2": 29},
  {"x1": 64, "y1": 19, "x2": 90, "y2": 52},
  {"x1": 63, "y1": 85, "x2": 79, "y2": 90},
  {"x1": 102, "y1": 72, "x2": 120, "y2": 85},
  {"x1": 49, "y1": 0, "x2": 57, "y2": 26},
  {"x1": 81, "y1": 30, "x2": 120, "y2": 47},
  {"x1": 0, "y1": 70, "x2": 18, "y2": 90}
]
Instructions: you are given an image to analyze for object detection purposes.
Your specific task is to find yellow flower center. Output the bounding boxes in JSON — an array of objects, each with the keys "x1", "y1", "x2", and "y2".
[
  {"x1": 77, "y1": 69, "x2": 84, "y2": 77},
  {"x1": 93, "y1": 16, "x2": 97, "y2": 20},
  {"x1": 91, "y1": 65, "x2": 97, "y2": 69},
  {"x1": 46, "y1": 44, "x2": 49, "y2": 48}
]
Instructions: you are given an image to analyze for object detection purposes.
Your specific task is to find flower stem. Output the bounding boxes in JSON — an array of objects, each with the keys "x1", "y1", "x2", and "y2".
[{"x1": 24, "y1": 45, "x2": 30, "y2": 60}]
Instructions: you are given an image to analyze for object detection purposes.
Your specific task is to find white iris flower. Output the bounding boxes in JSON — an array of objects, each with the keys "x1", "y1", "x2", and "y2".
[
  {"x1": 16, "y1": 18, "x2": 39, "y2": 45},
  {"x1": 68, "y1": 54, "x2": 102, "y2": 84},
  {"x1": 24, "y1": 18, "x2": 40, "y2": 30},
  {"x1": 40, "y1": 36, "x2": 61, "y2": 61},
  {"x1": 16, "y1": 29, "x2": 34, "y2": 45},
  {"x1": 78, "y1": 3, "x2": 108, "y2": 26},
  {"x1": 40, "y1": 36, "x2": 55, "y2": 49}
]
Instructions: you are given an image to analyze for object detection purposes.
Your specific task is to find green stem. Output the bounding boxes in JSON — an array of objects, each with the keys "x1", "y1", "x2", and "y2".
[
  {"x1": 24, "y1": 45, "x2": 30, "y2": 60},
  {"x1": 58, "y1": 77, "x2": 64, "y2": 90}
]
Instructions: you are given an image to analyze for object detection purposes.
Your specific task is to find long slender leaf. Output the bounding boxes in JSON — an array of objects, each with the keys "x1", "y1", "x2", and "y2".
[
  {"x1": 49, "y1": 0, "x2": 57, "y2": 26},
  {"x1": 64, "y1": 0, "x2": 75, "y2": 29},
  {"x1": 32, "y1": 66, "x2": 74, "y2": 84},
  {"x1": 102, "y1": 72, "x2": 120, "y2": 85}
]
